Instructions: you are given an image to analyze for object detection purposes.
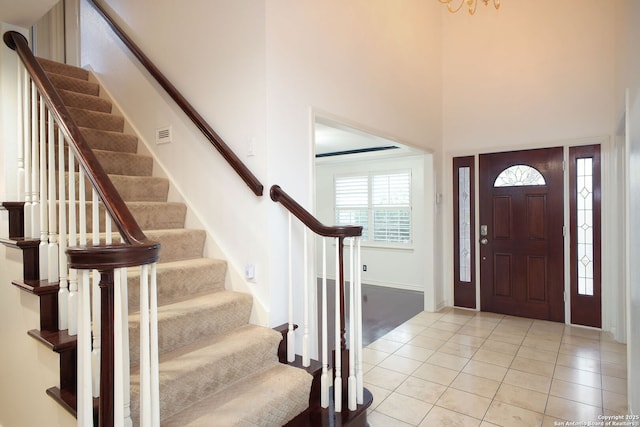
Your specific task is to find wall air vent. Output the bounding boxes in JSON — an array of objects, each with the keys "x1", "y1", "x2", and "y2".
[{"x1": 156, "y1": 125, "x2": 172, "y2": 144}]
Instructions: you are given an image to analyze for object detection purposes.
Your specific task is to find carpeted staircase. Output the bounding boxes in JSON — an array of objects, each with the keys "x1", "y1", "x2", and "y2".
[{"x1": 37, "y1": 57, "x2": 312, "y2": 426}]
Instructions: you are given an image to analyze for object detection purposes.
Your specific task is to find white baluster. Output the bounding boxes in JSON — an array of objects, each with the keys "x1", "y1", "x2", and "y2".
[
  {"x1": 67, "y1": 149, "x2": 78, "y2": 336},
  {"x1": 114, "y1": 267, "x2": 124, "y2": 427},
  {"x1": 348, "y1": 238, "x2": 356, "y2": 411},
  {"x1": 57, "y1": 130, "x2": 68, "y2": 331},
  {"x1": 37, "y1": 95, "x2": 47, "y2": 279},
  {"x1": 287, "y1": 214, "x2": 295, "y2": 363},
  {"x1": 139, "y1": 264, "x2": 151, "y2": 427},
  {"x1": 320, "y1": 237, "x2": 329, "y2": 408},
  {"x1": 16, "y1": 64, "x2": 25, "y2": 200},
  {"x1": 302, "y1": 227, "x2": 310, "y2": 367},
  {"x1": 77, "y1": 269, "x2": 94, "y2": 427},
  {"x1": 355, "y1": 237, "x2": 364, "y2": 404},
  {"x1": 92, "y1": 189, "x2": 101, "y2": 398},
  {"x1": 334, "y1": 237, "x2": 342, "y2": 413},
  {"x1": 150, "y1": 263, "x2": 160, "y2": 427},
  {"x1": 120, "y1": 267, "x2": 133, "y2": 427},
  {"x1": 23, "y1": 81, "x2": 34, "y2": 238},
  {"x1": 47, "y1": 111, "x2": 58, "y2": 283}
]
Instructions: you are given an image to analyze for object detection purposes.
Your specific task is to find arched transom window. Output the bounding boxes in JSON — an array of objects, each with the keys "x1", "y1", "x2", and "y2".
[{"x1": 494, "y1": 164, "x2": 546, "y2": 187}]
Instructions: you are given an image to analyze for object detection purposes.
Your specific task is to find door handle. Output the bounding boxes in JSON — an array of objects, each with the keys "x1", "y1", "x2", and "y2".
[{"x1": 480, "y1": 238, "x2": 488, "y2": 245}]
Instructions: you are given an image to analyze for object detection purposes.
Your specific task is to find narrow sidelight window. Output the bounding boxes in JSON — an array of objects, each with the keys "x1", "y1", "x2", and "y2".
[
  {"x1": 453, "y1": 156, "x2": 476, "y2": 308},
  {"x1": 569, "y1": 145, "x2": 601, "y2": 328}
]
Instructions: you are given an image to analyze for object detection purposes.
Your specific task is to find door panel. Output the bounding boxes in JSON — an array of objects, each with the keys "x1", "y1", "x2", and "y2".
[{"x1": 479, "y1": 148, "x2": 564, "y2": 322}]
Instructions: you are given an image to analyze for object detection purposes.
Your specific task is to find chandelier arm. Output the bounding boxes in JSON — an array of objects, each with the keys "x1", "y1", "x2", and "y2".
[
  {"x1": 445, "y1": 0, "x2": 466, "y2": 14},
  {"x1": 469, "y1": 0, "x2": 478, "y2": 15}
]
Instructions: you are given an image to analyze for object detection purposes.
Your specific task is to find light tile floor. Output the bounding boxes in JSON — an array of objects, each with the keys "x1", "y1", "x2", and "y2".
[{"x1": 364, "y1": 307, "x2": 629, "y2": 427}]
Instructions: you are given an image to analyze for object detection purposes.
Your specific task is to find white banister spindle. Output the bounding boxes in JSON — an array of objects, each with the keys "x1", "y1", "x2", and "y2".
[
  {"x1": 334, "y1": 237, "x2": 342, "y2": 413},
  {"x1": 150, "y1": 263, "x2": 160, "y2": 427},
  {"x1": 24, "y1": 81, "x2": 35, "y2": 238},
  {"x1": 92, "y1": 188, "x2": 101, "y2": 398},
  {"x1": 120, "y1": 267, "x2": 133, "y2": 427},
  {"x1": 348, "y1": 238, "x2": 356, "y2": 411},
  {"x1": 67, "y1": 149, "x2": 78, "y2": 336},
  {"x1": 38, "y1": 97, "x2": 47, "y2": 279},
  {"x1": 287, "y1": 214, "x2": 295, "y2": 363},
  {"x1": 77, "y1": 269, "x2": 94, "y2": 427},
  {"x1": 47, "y1": 111, "x2": 59, "y2": 283},
  {"x1": 355, "y1": 237, "x2": 364, "y2": 404},
  {"x1": 114, "y1": 267, "x2": 124, "y2": 427},
  {"x1": 302, "y1": 228, "x2": 310, "y2": 367},
  {"x1": 16, "y1": 64, "x2": 25, "y2": 200},
  {"x1": 320, "y1": 237, "x2": 329, "y2": 408},
  {"x1": 139, "y1": 264, "x2": 151, "y2": 427},
  {"x1": 57, "y1": 130, "x2": 68, "y2": 330}
]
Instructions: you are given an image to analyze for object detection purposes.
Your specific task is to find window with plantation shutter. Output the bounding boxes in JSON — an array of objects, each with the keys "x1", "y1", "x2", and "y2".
[
  {"x1": 335, "y1": 175, "x2": 369, "y2": 240},
  {"x1": 334, "y1": 171, "x2": 411, "y2": 245}
]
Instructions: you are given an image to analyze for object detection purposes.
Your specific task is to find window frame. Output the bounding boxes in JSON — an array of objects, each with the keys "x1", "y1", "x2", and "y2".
[{"x1": 334, "y1": 169, "x2": 413, "y2": 249}]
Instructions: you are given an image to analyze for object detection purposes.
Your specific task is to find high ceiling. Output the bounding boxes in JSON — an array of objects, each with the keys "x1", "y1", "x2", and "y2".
[{"x1": 0, "y1": 0, "x2": 57, "y2": 28}]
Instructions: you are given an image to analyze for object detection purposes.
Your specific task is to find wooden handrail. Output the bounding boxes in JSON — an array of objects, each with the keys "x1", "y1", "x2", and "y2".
[
  {"x1": 270, "y1": 185, "x2": 362, "y2": 238},
  {"x1": 3, "y1": 30, "x2": 160, "y2": 267},
  {"x1": 85, "y1": 0, "x2": 264, "y2": 197}
]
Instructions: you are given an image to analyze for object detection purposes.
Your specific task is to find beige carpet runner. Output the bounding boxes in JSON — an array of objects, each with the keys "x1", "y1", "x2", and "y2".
[{"x1": 37, "y1": 57, "x2": 312, "y2": 426}]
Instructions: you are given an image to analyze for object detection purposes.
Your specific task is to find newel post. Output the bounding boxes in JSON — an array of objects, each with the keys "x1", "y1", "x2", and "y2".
[
  {"x1": 333, "y1": 237, "x2": 350, "y2": 408},
  {"x1": 99, "y1": 268, "x2": 115, "y2": 427}
]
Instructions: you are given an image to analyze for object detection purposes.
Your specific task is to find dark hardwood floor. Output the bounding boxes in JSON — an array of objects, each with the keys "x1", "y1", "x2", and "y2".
[{"x1": 317, "y1": 280, "x2": 424, "y2": 350}]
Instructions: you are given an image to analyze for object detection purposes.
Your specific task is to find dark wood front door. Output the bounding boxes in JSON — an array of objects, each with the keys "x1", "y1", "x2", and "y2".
[{"x1": 479, "y1": 148, "x2": 564, "y2": 322}]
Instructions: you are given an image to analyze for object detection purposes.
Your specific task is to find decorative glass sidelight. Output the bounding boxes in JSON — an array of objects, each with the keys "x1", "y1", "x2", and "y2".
[
  {"x1": 458, "y1": 167, "x2": 471, "y2": 282},
  {"x1": 494, "y1": 164, "x2": 546, "y2": 187},
  {"x1": 576, "y1": 158, "x2": 594, "y2": 296}
]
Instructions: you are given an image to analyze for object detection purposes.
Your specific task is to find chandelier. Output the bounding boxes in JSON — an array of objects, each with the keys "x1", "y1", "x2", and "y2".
[{"x1": 439, "y1": 0, "x2": 500, "y2": 15}]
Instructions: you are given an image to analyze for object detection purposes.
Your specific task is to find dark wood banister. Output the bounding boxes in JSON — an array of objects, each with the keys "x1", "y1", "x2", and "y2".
[
  {"x1": 3, "y1": 30, "x2": 159, "y2": 267},
  {"x1": 4, "y1": 30, "x2": 159, "y2": 427},
  {"x1": 85, "y1": 0, "x2": 264, "y2": 197},
  {"x1": 270, "y1": 185, "x2": 362, "y2": 238}
]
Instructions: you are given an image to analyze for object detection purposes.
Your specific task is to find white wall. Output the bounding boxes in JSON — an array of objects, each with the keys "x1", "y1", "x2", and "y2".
[
  {"x1": 79, "y1": 0, "x2": 443, "y2": 333},
  {"x1": 442, "y1": 0, "x2": 616, "y2": 152},
  {"x1": 316, "y1": 154, "x2": 428, "y2": 293},
  {"x1": 80, "y1": 0, "x2": 272, "y2": 323},
  {"x1": 264, "y1": 0, "x2": 443, "y2": 324}
]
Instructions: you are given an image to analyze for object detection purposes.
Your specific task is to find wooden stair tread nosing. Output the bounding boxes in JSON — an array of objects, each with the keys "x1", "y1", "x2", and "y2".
[
  {"x1": 0, "y1": 237, "x2": 40, "y2": 249},
  {"x1": 11, "y1": 279, "x2": 59, "y2": 296},
  {"x1": 28, "y1": 329, "x2": 76, "y2": 353},
  {"x1": 46, "y1": 386, "x2": 99, "y2": 421}
]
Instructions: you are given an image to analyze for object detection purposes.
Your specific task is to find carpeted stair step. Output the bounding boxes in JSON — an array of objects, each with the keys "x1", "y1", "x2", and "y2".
[
  {"x1": 143, "y1": 229, "x2": 206, "y2": 263},
  {"x1": 67, "y1": 107, "x2": 124, "y2": 132},
  {"x1": 79, "y1": 128, "x2": 138, "y2": 153},
  {"x1": 62, "y1": 201, "x2": 186, "y2": 232},
  {"x1": 62, "y1": 173, "x2": 169, "y2": 202},
  {"x1": 128, "y1": 290, "x2": 253, "y2": 366},
  {"x1": 163, "y1": 363, "x2": 312, "y2": 427},
  {"x1": 126, "y1": 258, "x2": 227, "y2": 310},
  {"x1": 57, "y1": 89, "x2": 112, "y2": 113},
  {"x1": 91, "y1": 229, "x2": 205, "y2": 263},
  {"x1": 57, "y1": 148, "x2": 153, "y2": 177},
  {"x1": 46, "y1": 72, "x2": 99, "y2": 96},
  {"x1": 93, "y1": 149, "x2": 153, "y2": 176},
  {"x1": 130, "y1": 325, "x2": 285, "y2": 423},
  {"x1": 37, "y1": 57, "x2": 89, "y2": 81}
]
